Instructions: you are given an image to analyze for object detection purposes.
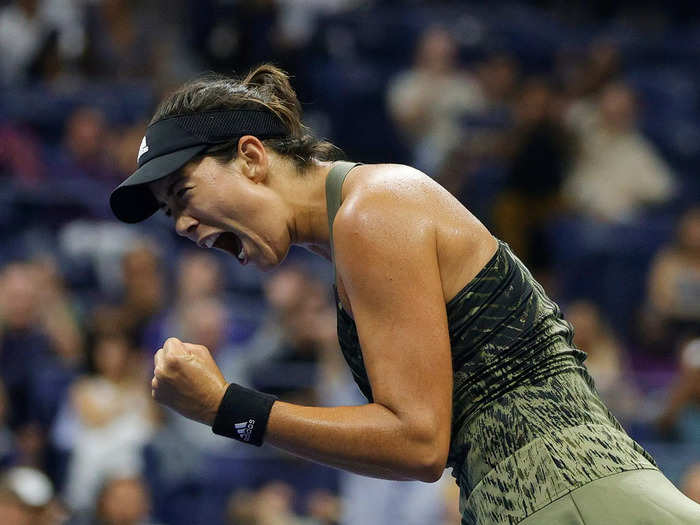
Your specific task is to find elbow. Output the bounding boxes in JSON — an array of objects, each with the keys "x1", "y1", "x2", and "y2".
[
  {"x1": 386, "y1": 404, "x2": 451, "y2": 482},
  {"x1": 407, "y1": 430, "x2": 449, "y2": 483},
  {"x1": 414, "y1": 450, "x2": 447, "y2": 483}
]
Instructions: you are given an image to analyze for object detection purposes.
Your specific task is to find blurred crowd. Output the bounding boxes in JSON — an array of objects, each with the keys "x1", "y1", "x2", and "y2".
[{"x1": 1, "y1": 0, "x2": 699, "y2": 524}]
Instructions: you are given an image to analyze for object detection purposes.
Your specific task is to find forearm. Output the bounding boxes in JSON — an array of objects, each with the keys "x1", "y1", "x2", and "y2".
[{"x1": 264, "y1": 401, "x2": 445, "y2": 482}]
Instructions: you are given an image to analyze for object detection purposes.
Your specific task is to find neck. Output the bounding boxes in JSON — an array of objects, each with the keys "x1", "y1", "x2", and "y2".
[{"x1": 284, "y1": 159, "x2": 335, "y2": 250}]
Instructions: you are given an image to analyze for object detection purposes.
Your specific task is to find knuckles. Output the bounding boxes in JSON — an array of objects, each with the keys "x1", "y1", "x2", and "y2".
[
  {"x1": 184, "y1": 343, "x2": 208, "y2": 356},
  {"x1": 164, "y1": 337, "x2": 182, "y2": 348},
  {"x1": 154, "y1": 338, "x2": 210, "y2": 378}
]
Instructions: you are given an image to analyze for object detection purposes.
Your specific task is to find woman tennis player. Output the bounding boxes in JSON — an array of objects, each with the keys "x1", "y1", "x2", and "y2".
[{"x1": 110, "y1": 65, "x2": 700, "y2": 524}]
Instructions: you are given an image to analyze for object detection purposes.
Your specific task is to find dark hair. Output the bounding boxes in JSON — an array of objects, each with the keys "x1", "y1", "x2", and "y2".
[{"x1": 150, "y1": 64, "x2": 342, "y2": 169}]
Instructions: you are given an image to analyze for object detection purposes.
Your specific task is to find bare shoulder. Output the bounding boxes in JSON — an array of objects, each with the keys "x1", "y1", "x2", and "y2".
[
  {"x1": 333, "y1": 162, "x2": 497, "y2": 303},
  {"x1": 335, "y1": 163, "x2": 448, "y2": 231},
  {"x1": 332, "y1": 164, "x2": 437, "y2": 253},
  {"x1": 341, "y1": 163, "x2": 443, "y2": 205}
]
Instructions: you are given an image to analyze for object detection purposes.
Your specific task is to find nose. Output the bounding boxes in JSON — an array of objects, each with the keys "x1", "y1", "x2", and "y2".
[{"x1": 174, "y1": 213, "x2": 198, "y2": 238}]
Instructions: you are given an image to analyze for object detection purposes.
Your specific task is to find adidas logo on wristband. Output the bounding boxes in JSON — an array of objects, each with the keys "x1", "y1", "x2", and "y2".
[
  {"x1": 212, "y1": 384, "x2": 277, "y2": 446},
  {"x1": 234, "y1": 419, "x2": 256, "y2": 442}
]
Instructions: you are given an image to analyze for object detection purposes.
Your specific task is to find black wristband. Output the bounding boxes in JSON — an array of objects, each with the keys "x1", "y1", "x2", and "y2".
[{"x1": 212, "y1": 383, "x2": 277, "y2": 446}]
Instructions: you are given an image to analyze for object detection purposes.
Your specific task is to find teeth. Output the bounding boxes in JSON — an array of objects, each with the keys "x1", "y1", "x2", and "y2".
[
  {"x1": 202, "y1": 234, "x2": 219, "y2": 249},
  {"x1": 237, "y1": 243, "x2": 245, "y2": 260}
]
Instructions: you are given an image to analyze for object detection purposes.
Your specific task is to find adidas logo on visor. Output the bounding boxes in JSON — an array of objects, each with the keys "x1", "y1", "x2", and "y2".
[
  {"x1": 137, "y1": 136, "x2": 149, "y2": 163},
  {"x1": 235, "y1": 419, "x2": 255, "y2": 442}
]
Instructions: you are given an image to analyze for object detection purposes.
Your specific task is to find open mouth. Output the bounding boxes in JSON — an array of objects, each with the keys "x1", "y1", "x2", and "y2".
[{"x1": 213, "y1": 232, "x2": 247, "y2": 264}]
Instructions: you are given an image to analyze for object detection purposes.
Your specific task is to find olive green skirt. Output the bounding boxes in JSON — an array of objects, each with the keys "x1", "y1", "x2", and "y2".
[{"x1": 519, "y1": 468, "x2": 700, "y2": 524}]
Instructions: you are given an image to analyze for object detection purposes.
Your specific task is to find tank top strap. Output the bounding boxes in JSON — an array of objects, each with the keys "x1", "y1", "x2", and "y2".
[{"x1": 325, "y1": 161, "x2": 361, "y2": 277}]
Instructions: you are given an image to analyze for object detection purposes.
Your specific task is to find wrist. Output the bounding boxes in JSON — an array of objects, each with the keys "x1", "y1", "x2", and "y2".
[
  {"x1": 211, "y1": 383, "x2": 277, "y2": 446},
  {"x1": 204, "y1": 382, "x2": 230, "y2": 426}
]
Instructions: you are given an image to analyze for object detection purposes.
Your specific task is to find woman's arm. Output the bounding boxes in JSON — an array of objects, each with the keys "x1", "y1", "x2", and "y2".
[
  {"x1": 265, "y1": 190, "x2": 453, "y2": 481},
  {"x1": 153, "y1": 187, "x2": 453, "y2": 482}
]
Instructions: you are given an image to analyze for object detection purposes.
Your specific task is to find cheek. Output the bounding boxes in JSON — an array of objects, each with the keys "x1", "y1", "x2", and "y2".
[{"x1": 185, "y1": 192, "x2": 230, "y2": 223}]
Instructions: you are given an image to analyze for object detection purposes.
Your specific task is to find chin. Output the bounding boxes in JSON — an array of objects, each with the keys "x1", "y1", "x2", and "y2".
[
  {"x1": 254, "y1": 256, "x2": 282, "y2": 272},
  {"x1": 256, "y1": 247, "x2": 290, "y2": 272}
]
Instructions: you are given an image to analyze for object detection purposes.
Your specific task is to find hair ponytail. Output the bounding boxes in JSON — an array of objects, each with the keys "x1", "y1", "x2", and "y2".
[
  {"x1": 150, "y1": 64, "x2": 343, "y2": 169},
  {"x1": 242, "y1": 64, "x2": 304, "y2": 137}
]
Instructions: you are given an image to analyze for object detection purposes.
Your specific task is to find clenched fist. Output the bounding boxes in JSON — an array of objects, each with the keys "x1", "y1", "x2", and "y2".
[{"x1": 152, "y1": 337, "x2": 228, "y2": 426}]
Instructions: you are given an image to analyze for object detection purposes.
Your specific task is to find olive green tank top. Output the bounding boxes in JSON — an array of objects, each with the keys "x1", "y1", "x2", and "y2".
[{"x1": 325, "y1": 162, "x2": 657, "y2": 525}]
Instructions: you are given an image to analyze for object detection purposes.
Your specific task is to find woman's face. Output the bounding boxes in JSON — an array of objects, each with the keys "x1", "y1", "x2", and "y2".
[{"x1": 150, "y1": 154, "x2": 291, "y2": 271}]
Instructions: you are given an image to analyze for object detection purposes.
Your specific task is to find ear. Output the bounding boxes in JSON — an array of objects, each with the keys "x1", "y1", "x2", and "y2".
[{"x1": 237, "y1": 135, "x2": 268, "y2": 183}]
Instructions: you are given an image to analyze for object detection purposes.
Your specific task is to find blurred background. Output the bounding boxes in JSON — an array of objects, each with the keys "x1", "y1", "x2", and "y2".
[{"x1": 0, "y1": 0, "x2": 699, "y2": 523}]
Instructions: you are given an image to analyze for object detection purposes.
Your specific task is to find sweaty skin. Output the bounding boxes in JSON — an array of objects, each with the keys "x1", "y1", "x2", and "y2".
[{"x1": 150, "y1": 137, "x2": 497, "y2": 482}]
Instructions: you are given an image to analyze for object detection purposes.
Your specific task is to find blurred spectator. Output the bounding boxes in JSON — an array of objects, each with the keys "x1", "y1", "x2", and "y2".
[
  {"x1": 57, "y1": 221, "x2": 143, "y2": 298},
  {"x1": 0, "y1": 262, "x2": 53, "y2": 428},
  {"x1": 275, "y1": 0, "x2": 369, "y2": 53},
  {"x1": 64, "y1": 107, "x2": 108, "y2": 173},
  {"x1": 118, "y1": 242, "x2": 165, "y2": 349},
  {"x1": 566, "y1": 300, "x2": 641, "y2": 423},
  {"x1": 306, "y1": 489, "x2": 341, "y2": 525},
  {"x1": 474, "y1": 53, "x2": 519, "y2": 112},
  {"x1": 250, "y1": 265, "x2": 337, "y2": 403},
  {"x1": 55, "y1": 333, "x2": 156, "y2": 512},
  {"x1": 91, "y1": 474, "x2": 161, "y2": 525},
  {"x1": 492, "y1": 78, "x2": 573, "y2": 271},
  {"x1": 563, "y1": 82, "x2": 675, "y2": 223},
  {"x1": 656, "y1": 338, "x2": 700, "y2": 441},
  {"x1": 56, "y1": 106, "x2": 118, "y2": 182},
  {"x1": 435, "y1": 52, "x2": 519, "y2": 214},
  {"x1": 644, "y1": 206, "x2": 700, "y2": 351},
  {"x1": 22, "y1": 257, "x2": 83, "y2": 429},
  {"x1": 387, "y1": 26, "x2": 486, "y2": 173},
  {"x1": 0, "y1": 0, "x2": 85, "y2": 86},
  {"x1": 0, "y1": 124, "x2": 45, "y2": 185},
  {"x1": 83, "y1": 239, "x2": 165, "y2": 352},
  {"x1": 30, "y1": 257, "x2": 84, "y2": 368},
  {"x1": 141, "y1": 250, "x2": 225, "y2": 350},
  {"x1": 176, "y1": 251, "x2": 224, "y2": 303},
  {"x1": 80, "y1": 0, "x2": 158, "y2": 81},
  {"x1": 682, "y1": 462, "x2": 700, "y2": 504},
  {"x1": 0, "y1": 466, "x2": 67, "y2": 525},
  {"x1": 226, "y1": 488, "x2": 258, "y2": 525},
  {"x1": 42, "y1": 105, "x2": 121, "y2": 218},
  {"x1": 0, "y1": 0, "x2": 50, "y2": 85},
  {"x1": 559, "y1": 40, "x2": 622, "y2": 104},
  {"x1": 226, "y1": 481, "x2": 312, "y2": 525}
]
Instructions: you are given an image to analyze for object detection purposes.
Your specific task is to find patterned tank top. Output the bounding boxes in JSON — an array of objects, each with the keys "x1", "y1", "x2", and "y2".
[{"x1": 325, "y1": 162, "x2": 657, "y2": 524}]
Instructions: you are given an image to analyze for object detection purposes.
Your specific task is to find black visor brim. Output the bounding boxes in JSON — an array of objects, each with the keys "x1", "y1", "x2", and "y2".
[{"x1": 109, "y1": 144, "x2": 208, "y2": 223}]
